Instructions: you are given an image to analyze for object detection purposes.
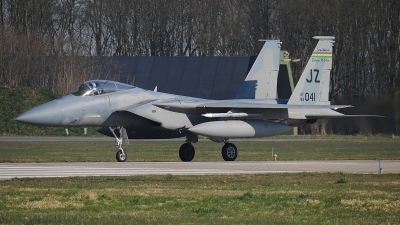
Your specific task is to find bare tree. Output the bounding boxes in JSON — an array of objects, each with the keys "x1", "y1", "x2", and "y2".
[{"x1": 83, "y1": 0, "x2": 107, "y2": 56}]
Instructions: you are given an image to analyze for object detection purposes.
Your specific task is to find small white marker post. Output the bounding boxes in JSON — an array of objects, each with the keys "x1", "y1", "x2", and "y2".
[{"x1": 378, "y1": 159, "x2": 382, "y2": 174}]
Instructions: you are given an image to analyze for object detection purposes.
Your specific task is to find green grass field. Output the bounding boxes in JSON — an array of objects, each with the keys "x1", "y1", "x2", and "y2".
[
  {"x1": 0, "y1": 136, "x2": 399, "y2": 162},
  {"x1": 1, "y1": 174, "x2": 400, "y2": 224},
  {"x1": 1, "y1": 136, "x2": 399, "y2": 224}
]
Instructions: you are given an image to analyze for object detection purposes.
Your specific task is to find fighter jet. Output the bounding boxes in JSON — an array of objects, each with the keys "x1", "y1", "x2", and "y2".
[{"x1": 16, "y1": 36, "x2": 380, "y2": 162}]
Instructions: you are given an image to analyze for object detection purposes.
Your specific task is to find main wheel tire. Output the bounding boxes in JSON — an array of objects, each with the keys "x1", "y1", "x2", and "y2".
[
  {"x1": 222, "y1": 143, "x2": 237, "y2": 161},
  {"x1": 179, "y1": 143, "x2": 195, "y2": 162},
  {"x1": 116, "y1": 150, "x2": 127, "y2": 162}
]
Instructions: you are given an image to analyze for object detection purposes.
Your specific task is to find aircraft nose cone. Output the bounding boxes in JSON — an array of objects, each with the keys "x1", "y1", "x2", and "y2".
[{"x1": 15, "y1": 101, "x2": 62, "y2": 126}]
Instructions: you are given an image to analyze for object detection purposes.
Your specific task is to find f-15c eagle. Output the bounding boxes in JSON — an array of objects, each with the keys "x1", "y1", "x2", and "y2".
[{"x1": 16, "y1": 36, "x2": 381, "y2": 162}]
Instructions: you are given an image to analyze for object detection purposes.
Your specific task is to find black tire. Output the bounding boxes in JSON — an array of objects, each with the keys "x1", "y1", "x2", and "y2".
[
  {"x1": 222, "y1": 143, "x2": 237, "y2": 161},
  {"x1": 179, "y1": 143, "x2": 195, "y2": 162},
  {"x1": 116, "y1": 150, "x2": 127, "y2": 162}
]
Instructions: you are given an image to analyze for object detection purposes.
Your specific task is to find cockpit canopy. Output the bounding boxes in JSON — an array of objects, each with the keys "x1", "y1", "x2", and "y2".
[{"x1": 71, "y1": 80, "x2": 135, "y2": 97}]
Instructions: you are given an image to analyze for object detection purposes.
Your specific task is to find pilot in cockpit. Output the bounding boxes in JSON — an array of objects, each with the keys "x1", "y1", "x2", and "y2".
[
  {"x1": 90, "y1": 82, "x2": 103, "y2": 95},
  {"x1": 91, "y1": 83, "x2": 98, "y2": 95},
  {"x1": 71, "y1": 80, "x2": 134, "y2": 97}
]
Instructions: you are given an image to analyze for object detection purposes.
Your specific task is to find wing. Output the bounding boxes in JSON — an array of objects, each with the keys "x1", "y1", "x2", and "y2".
[
  {"x1": 123, "y1": 98, "x2": 382, "y2": 129},
  {"x1": 152, "y1": 98, "x2": 361, "y2": 119},
  {"x1": 154, "y1": 99, "x2": 351, "y2": 110}
]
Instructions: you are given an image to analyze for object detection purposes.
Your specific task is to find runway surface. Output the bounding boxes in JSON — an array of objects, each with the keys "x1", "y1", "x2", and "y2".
[{"x1": 1, "y1": 160, "x2": 398, "y2": 179}]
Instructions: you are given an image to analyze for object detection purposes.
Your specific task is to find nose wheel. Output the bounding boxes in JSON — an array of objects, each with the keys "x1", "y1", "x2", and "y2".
[
  {"x1": 116, "y1": 150, "x2": 127, "y2": 162},
  {"x1": 109, "y1": 127, "x2": 129, "y2": 162}
]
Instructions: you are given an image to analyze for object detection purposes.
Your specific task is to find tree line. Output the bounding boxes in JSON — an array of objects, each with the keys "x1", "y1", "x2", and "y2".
[{"x1": 0, "y1": 0, "x2": 399, "y2": 133}]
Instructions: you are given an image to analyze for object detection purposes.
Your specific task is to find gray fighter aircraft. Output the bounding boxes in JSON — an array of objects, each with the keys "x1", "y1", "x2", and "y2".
[{"x1": 16, "y1": 36, "x2": 380, "y2": 162}]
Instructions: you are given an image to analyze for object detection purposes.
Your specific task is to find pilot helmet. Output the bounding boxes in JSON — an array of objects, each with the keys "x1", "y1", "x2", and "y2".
[{"x1": 91, "y1": 83, "x2": 97, "y2": 92}]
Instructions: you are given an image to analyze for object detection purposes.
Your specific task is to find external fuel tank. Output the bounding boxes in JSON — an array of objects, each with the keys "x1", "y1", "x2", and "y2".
[{"x1": 188, "y1": 120, "x2": 292, "y2": 138}]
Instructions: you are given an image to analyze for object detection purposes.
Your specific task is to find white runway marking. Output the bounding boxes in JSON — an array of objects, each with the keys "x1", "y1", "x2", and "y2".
[{"x1": 0, "y1": 161, "x2": 399, "y2": 179}]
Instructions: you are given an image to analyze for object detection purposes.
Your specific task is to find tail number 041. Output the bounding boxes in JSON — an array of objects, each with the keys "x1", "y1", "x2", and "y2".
[
  {"x1": 306, "y1": 69, "x2": 320, "y2": 83},
  {"x1": 301, "y1": 92, "x2": 316, "y2": 101}
]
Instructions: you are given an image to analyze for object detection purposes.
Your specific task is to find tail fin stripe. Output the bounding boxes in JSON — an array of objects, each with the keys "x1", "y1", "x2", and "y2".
[{"x1": 312, "y1": 53, "x2": 332, "y2": 58}]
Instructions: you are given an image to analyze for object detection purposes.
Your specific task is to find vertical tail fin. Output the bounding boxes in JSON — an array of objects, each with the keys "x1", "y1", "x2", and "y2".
[
  {"x1": 288, "y1": 36, "x2": 335, "y2": 105},
  {"x1": 235, "y1": 40, "x2": 281, "y2": 99}
]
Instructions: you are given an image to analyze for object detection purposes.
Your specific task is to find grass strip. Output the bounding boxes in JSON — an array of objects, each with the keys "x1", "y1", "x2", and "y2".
[
  {"x1": 0, "y1": 173, "x2": 399, "y2": 224},
  {"x1": 0, "y1": 136, "x2": 399, "y2": 162}
]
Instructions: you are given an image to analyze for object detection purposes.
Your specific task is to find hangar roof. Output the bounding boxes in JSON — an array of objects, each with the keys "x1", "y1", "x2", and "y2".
[{"x1": 111, "y1": 55, "x2": 292, "y2": 100}]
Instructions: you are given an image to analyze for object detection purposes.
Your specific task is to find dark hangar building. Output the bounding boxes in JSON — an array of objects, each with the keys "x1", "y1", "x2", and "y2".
[{"x1": 114, "y1": 51, "x2": 295, "y2": 100}]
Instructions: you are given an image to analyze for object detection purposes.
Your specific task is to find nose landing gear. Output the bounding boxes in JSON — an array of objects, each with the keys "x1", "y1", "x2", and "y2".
[
  {"x1": 116, "y1": 149, "x2": 127, "y2": 162},
  {"x1": 109, "y1": 127, "x2": 129, "y2": 162}
]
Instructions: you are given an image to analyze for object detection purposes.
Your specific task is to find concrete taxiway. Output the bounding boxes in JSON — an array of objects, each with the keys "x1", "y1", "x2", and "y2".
[{"x1": 1, "y1": 161, "x2": 399, "y2": 179}]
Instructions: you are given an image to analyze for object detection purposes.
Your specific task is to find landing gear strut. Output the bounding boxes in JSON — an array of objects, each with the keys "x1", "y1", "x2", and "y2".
[
  {"x1": 109, "y1": 127, "x2": 128, "y2": 162},
  {"x1": 222, "y1": 143, "x2": 237, "y2": 161}
]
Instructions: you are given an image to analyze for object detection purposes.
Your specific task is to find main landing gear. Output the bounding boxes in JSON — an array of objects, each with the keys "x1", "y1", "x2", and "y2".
[
  {"x1": 178, "y1": 133, "x2": 198, "y2": 162},
  {"x1": 221, "y1": 143, "x2": 237, "y2": 161},
  {"x1": 109, "y1": 127, "x2": 128, "y2": 162},
  {"x1": 178, "y1": 140, "x2": 238, "y2": 162},
  {"x1": 209, "y1": 138, "x2": 238, "y2": 161},
  {"x1": 179, "y1": 142, "x2": 195, "y2": 162}
]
